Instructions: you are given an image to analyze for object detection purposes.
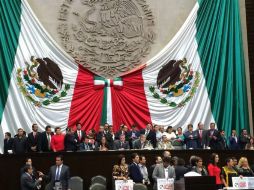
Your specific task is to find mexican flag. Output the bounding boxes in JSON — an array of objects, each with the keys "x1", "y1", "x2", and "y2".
[{"x1": 0, "y1": 0, "x2": 249, "y2": 153}]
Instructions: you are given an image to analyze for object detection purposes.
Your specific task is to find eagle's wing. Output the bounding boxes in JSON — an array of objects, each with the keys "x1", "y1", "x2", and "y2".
[{"x1": 157, "y1": 60, "x2": 175, "y2": 88}]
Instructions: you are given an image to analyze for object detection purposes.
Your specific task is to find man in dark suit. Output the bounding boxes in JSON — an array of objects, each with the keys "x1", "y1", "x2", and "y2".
[
  {"x1": 95, "y1": 126, "x2": 107, "y2": 143},
  {"x1": 127, "y1": 125, "x2": 140, "y2": 148},
  {"x1": 74, "y1": 122, "x2": 85, "y2": 147},
  {"x1": 27, "y1": 124, "x2": 41, "y2": 152},
  {"x1": 195, "y1": 122, "x2": 207, "y2": 149},
  {"x1": 114, "y1": 134, "x2": 130, "y2": 150},
  {"x1": 239, "y1": 129, "x2": 250, "y2": 150},
  {"x1": 184, "y1": 124, "x2": 198, "y2": 149},
  {"x1": 64, "y1": 127, "x2": 77, "y2": 152},
  {"x1": 21, "y1": 165, "x2": 42, "y2": 190},
  {"x1": 20, "y1": 158, "x2": 37, "y2": 180},
  {"x1": 229, "y1": 129, "x2": 240, "y2": 150},
  {"x1": 133, "y1": 134, "x2": 150, "y2": 149},
  {"x1": 39, "y1": 155, "x2": 70, "y2": 190},
  {"x1": 129, "y1": 153, "x2": 143, "y2": 183},
  {"x1": 4, "y1": 132, "x2": 13, "y2": 154},
  {"x1": 38, "y1": 125, "x2": 54, "y2": 152},
  {"x1": 205, "y1": 123, "x2": 221, "y2": 150},
  {"x1": 115, "y1": 124, "x2": 128, "y2": 140},
  {"x1": 13, "y1": 128, "x2": 28, "y2": 154},
  {"x1": 140, "y1": 123, "x2": 157, "y2": 148}
]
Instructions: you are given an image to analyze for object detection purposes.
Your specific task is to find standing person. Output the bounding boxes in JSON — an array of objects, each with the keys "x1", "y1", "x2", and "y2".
[
  {"x1": 175, "y1": 158, "x2": 188, "y2": 180},
  {"x1": 207, "y1": 153, "x2": 223, "y2": 189},
  {"x1": 221, "y1": 158, "x2": 238, "y2": 188},
  {"x1": 239, "y1": 129, "x2": 250, "y2": 150},
  {"x1": 229, "y1": 130, "x2": 240, "y2": 150},
  {"x1": 20, "y1": 158, "x2": 37, "y2": 179},
  {"x1": 51, "y1": 127, "x2": 65, "y2": 152},
  {"x1": 184, "y1": 124, "x2": 198, "y2": 149},
  {"x1": 74, "y1": 122, "x2": 85, "y2": 147},
  {"x1": 217, "y1": 130, "x2": 228, "y2": 150},
  {"x1": 112, "y1": 154, "x2": 129, "y2": 180},
  {"x1": 205, "y1": 123, "x2": 220, "y2": 150},
  {"x1": 39, "y1": 155, "x2": 70, "y2": 190},
  {"x1": 172, "y1": 127, "x2": 185, "y2": 150},
  {"x1": 163, "y1": 126, "x2": 176, "y2": 141},
  {"x1": 192, "y1": 157, "x2": 208, "y2": 176},
  {"x1": 195, "y1": 122, "x2": 207, "y2": 149},
  {"x1": 139, "y1": 155, "x2": 151, "y2": 186},
  {"x1": 21, "y1": 165, "x2": 42, "y2": 190},
  {"x1": 27, "y1": 124, "x2": 41, "y2": 152},
  {"x1": 152, "y1": 156, "x2": 175, "y2": 190},
  {"x1": 149, "y1": 156, "x2": 163, "y2": 183},
  {"x1": 4, "y1": 132, "x2": 13, "y2": 154},
  {"x1": 129, "y1": 153, "x2": 143, "y2": 183},
  {"x1": 237, "y1": 157, "x2": 254, "y2": 176},
  {"x1": 127, "y1": 124, "x2": 140, "y2": 149},
  {"x1": 64, "y1": 127, "x2": 77, "y2": 152},
  {"x1": 13, "y1": 128, "x2": 28, "y2": 154},
  {"x1": 38, "y1": 125, "x2": 54, "y2": 152},
  {"x1": 96, "y1": 126, "x2": 106, "y2": 143}
]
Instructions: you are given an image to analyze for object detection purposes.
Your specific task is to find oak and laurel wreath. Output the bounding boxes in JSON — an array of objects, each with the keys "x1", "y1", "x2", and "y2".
[
  {"x1": 149, "y1": 72, "x2": 200, "y2": 108},
  {"x1": 16, "y1": 65, "x2": 70, "y2": 107}
]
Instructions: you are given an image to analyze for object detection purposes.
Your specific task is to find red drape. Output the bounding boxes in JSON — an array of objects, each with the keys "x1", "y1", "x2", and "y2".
[
  {"x1": 68, "y1": 65, "x2": 104, "y2": 131},
  {"x1": 111, "y1": 69, "x2": 151, "y2": 131}
]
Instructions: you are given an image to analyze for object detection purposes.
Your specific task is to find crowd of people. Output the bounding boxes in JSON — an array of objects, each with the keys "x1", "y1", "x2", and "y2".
[
  {"x1": 3, "y1": 122, "x2": 252, "y2": 154},
  {"x1": 20, "y1": 151, "x2": 254, "y2": 190}
]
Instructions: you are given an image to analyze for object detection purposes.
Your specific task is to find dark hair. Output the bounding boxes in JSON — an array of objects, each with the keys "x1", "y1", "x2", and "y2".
[
  {"x1": 177, "y1": 158, "x2": 185, "y2": 166},
  {"x1": 189, "y1": 155, "x2": 198, "y2": 167},
  {"x1": 117, "y1": 154, "x2": 125, "y2": 165},
  {"x1": 55, "y1": 127, "x2": 61, "y2": 132},
  {"x1": 45, "y1": 125, "x2": 51, "y2": 131},
  {"x1": 32, "y1": 124, "x2": 37, "y2": 129},
  {"x1": 131, "y1": 153, "x2": 139, "y2": 160},
  {"x1": 187, "y1": 124, "x2": 193, "y2": 129},
  {"x1": 76, "y1": 121, "x2": 81, "y2": 126},
  {"x1": 139, "y1": 155, "x2": 145, "y2": 161},
  {"x1": 5, "y1": 132, "x2": 11, "y2": 138},
  {"x1": 155, "y1": 156, "x2": 161, "y2": 162},
  {"x1": 25, "y1": 157, "x2": 32, "y2": 163},
  {"x1": 163, "y1": 156, "x2": 171, "y2": 163},
  {"x1": 177, "y1": 127, "x2": 182, "y2": 131},
  {"x1": 209, "y1": 153, "x2": 219, "y2": 165},
  {"x1": 56, "y1": 155, "x2": 64, "y2": 161},
  {"x1": 225, "y1": 157, "x2": 233, "y2": 165},
  {"x1": 24, "y1": 164, "x2": 32, "y2": 172},
  {"x1": 195, "y1": 157, "x2": 202, "y2": 163}
]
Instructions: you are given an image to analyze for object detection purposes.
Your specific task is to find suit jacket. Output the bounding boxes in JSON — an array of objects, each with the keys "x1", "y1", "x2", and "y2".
[
  {"x1": 27, "y1": 132, "x2": 41, "y2": 152},
  {"x1": 4, "y1": 138, "x2": 14, "y2": 154},
  {"x1": 129, "y1": 163, "x2": 143, "y2": 183},
  {"x1": 175, "y1": 166, "x2": 188, "y2": 180},
  {"x1": 229, "y1": 136, "x2": 240, "y2": 150},
  {"x1": 140, "y1": 129, "x2": 157, "y2": 148},
  {"x1": 74, "y1": 130, "x2": 86, "y2": 144},
  {"x1": 37, "y1": 132, "x2": 54, "y2": 152},
  {"x1": 79, "y1": 142, "x2": 95, "y2": 151},
  {"x1": 12, "y1": 136, "x2": 28, "y2": 154},
  {"x1": 157, "y1": 141, "x2": 174, "y2": 150},
  {"x1": 133, "y1": 139, "x2": 149, "y2": 149},
  {"x1": 113, "y1": 140, "x2": 130, "y2": 150},
  {"x1": 205, "y1": 129, "x2": 221, "y2": 149},
  {"x1": 64, "y1": 133, "x2": 77, "y2": 151},
  {"x1": 20, "y1": 173, "x2": 41, "y2": 190},
  {"x1": 239, "y1": 135, "x2": 250, "y2": 150},
  {"x1": 44, "y1": 164, "x2": 70, "y2": 190},
  {"x1": 195, "y1": 129, "x2": 207, "y2": 149},
  {"x1": 115, "y1": 130, "x2": 127, "y2": 140},
  {"x1": 184, "y1": 131, "x2": 198, "y2": 149},
  {"x1": 152, "y1": 164, "x2": 175, "y2": 190}
]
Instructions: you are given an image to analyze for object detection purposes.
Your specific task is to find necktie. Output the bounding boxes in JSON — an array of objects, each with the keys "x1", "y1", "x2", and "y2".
[
  {"x1": 199, "y1": 130, "x2": 202, "y2": 138},
  {"x1": 78, "y1": 131, "x2": 81, "y2": 141},
  {"x1": 47, "y1": 134, "x2": 51, "y2": 150},
  {"x1": 55, "y1": 166, "x2": 60, "y2": 181}
]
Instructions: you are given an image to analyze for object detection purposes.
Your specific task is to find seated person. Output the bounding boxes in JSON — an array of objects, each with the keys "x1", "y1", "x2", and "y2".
[
  {"x1": 157, "y1": 135, "x2": 174, "y2": 150},
  {"x1": 133, "y1": 134, "x2": 151, "y2": 150},
  {"x1": 112, "y1": 154, "x2": 129, "y2": 180},
  {"x1": 79, "y1": 136, "x2": 96, "y2": 151},
  {"x1": 96, "y1": 136, "x2": 109, "y2": 151},
  {"x1": 114, "y1": 134, "x2": 130, "y2": 150}
]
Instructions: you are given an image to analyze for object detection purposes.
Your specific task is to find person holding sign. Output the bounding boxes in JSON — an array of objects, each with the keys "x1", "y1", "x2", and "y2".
[
  {"x1": 112, "y1": 154, "x2": 129, "y2": 180},
  {"x1": 221, "y1": 157, "x2": 238, "y2": 188},
  {"x1": 152, "y1": 156, "x2": 175, "y2": 190}
]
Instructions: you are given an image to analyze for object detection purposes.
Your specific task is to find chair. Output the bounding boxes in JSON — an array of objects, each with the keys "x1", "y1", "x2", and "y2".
[
  {"x1": 69, "y1": 176, "x2": 83, "y2": 190},
  {"x1": 133, "y1": 183, "x2": 147, "y2": 190},
  {"x1": 89, "y1": 183, "x2": 106, "y2": 190},
  {"x1": 91, "y1": 175, "x2": 107, "y2": 186},
  {"x1": 44, "y1": 183, "x2": 51, "y2": 190}
]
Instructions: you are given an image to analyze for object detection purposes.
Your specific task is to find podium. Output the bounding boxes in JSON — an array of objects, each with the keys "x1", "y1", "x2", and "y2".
[{"x1": 184, "y1": 176, "x2": 216, "y2": 190}]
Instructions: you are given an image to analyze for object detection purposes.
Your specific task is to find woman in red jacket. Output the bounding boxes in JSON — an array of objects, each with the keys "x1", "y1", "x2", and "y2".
[
  {"x1": 207, "y1": 153, "x2": 223, "y2": 189},
  {"x1": 51, "y1": 127, "x2": 65, "y2": 152}
]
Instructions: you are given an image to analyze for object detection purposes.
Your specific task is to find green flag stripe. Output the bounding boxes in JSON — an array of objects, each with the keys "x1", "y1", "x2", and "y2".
[
  {"x1": 196, "y1": 0, "x2": 249, "y2": 136},
  {"x1": 0, "y1": 0, "x2": 22, "y2": 123},
  {"x1": 101, "y1": 86, "x2": 108, "y2": 125}
]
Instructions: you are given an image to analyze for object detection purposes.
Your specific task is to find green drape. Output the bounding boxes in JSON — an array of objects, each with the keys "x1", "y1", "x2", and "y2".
[
  {"x1": 196, "y1": 0, "x2": 249, "y2": 137},
  {"x1": 0, "y1": 0, "x2": 21, "y2": 122}
]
